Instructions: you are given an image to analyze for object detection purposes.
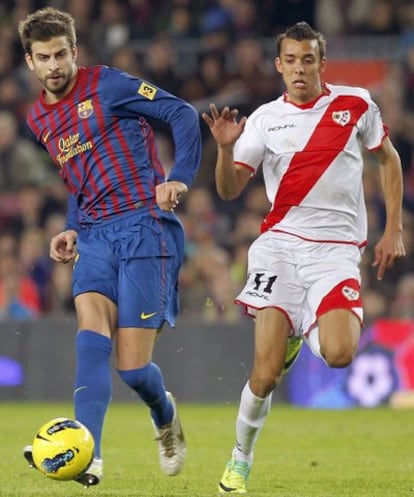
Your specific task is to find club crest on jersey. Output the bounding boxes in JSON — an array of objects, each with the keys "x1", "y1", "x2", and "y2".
[
  {"x1": 332, "y1": 110, "x2": 351, "y2": 126},
  {"x1": 138, "y1": 82, "x2": 157, "y2": 100},
  {"x1": 342, "y1": 286, "x2": 359, "y2": 301},
  {"x1": 77, "y1": 99, "x2": 94, "y2": 119}
]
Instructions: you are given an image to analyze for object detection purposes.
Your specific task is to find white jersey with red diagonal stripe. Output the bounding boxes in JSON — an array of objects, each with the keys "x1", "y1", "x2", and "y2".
[{"x1": 234, "y1": 83, "x2": 387, "y2": 246}]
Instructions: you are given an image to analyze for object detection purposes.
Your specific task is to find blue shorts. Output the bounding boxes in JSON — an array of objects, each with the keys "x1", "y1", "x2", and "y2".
[{"x1": 72, "y1": 209, "x2": 184, "y2": 329}]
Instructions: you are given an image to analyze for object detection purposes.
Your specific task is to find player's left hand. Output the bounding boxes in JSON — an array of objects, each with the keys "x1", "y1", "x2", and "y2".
[
  {"x1": 372, "y1": 230, "x2": 406, "y2": 280},
  {"x1": 156, "y1": 180, "x2": 188, "y2": 212}
]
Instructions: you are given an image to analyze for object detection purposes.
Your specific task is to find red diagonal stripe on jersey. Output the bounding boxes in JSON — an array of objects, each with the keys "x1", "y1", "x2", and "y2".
[{"x1": 261, "y1": 95, "x2": 368, "y2": 233}]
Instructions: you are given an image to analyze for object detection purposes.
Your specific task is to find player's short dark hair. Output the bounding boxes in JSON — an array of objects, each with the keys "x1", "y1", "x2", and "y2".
[
  {"x1": 18, "y1": 7, "x2": 76, "y2": 56},
  {"x1": 276, "y1": 21, "x2": 326, "y2": 60}
]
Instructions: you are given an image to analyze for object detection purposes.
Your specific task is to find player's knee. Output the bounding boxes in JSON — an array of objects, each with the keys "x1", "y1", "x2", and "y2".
[
  {"x1": 319, "y1": 324, "x2": 359, "y2": 368},
  {"x1": 250, "y1": 374, "x2": 279, "y2": 397},
  {"x1": 117, "y1": 364, "x2": 151, "y2": 391},
  {"x1": 322, "y1": 345, "x2": 355, "y2": 368}
]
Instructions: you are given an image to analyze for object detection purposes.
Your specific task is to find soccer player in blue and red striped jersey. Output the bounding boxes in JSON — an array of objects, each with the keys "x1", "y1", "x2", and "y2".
[{"x1": 18, "y1": 7, "x2": 201, "y2": 487}]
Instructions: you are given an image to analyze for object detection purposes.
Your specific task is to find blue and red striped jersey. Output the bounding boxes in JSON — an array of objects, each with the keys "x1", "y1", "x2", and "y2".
[{"x1": 26, "y1": 66, "x2": 202, "y2": 229}]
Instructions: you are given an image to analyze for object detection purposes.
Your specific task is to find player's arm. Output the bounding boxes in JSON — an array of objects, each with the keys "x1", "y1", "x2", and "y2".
[
  {"x1": 50, "y1": 193, "x2": 79, "y2": 263},
  {"x1": 202, "y1": 103, "x2": 250, "y2": 200},
  {"x1": 64, "y1": 192, "x2": 80, "y2": 233},
  {"x1": 103, "y1": 69, "x2": 202, "y2": 188},
  {"x1": 371, "y1": 136, "x2": 406, "y2": 279}
]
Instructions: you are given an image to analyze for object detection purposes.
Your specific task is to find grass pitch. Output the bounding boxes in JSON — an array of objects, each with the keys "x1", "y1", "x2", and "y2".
[{"x1": 0, "y1": 402, "x2": 413, "y2": 496}]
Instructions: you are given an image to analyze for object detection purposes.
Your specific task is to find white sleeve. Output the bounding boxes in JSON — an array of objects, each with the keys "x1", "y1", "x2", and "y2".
[
  {"x1": 359, "y1": 91, "x2": 387, "y2": 150},
  {"x1": 233, "y1": 115, "x2": 266, "y2": 173}
]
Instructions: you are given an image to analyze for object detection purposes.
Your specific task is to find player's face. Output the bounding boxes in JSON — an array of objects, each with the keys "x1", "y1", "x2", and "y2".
[
  {"x1": 275, "y1": 38, "x2": 326, "y2": 105},
  {"x1": 25, "y1": 36, "x2": 78, "y2": 103}
]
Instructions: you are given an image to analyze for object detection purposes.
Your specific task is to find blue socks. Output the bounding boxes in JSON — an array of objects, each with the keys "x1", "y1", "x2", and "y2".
[
  {"x1": 118, "y1": 362, "x2": 173, "y2": 427},
  {"x1": 74, "y1": 330, "x2": 171, "y2": 460},
  {"x1": 74, "y1": 330, "x2": 112, "y2": 459}
]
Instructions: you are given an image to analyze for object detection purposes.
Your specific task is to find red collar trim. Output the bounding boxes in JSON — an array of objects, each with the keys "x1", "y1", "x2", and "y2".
[{"x1": 283, "y1": 82, "x2": 331, "y2": 109}]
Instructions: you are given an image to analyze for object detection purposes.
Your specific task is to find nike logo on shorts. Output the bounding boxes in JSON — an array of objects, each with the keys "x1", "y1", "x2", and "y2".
[{"x1": 140, "y1": 311, "x2": 157, "y2": 320}]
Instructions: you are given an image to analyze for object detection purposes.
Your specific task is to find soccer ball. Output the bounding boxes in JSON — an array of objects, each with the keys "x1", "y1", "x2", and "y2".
[{"x1": 31, "y1": 417, "x2": 94, "y2": 481}]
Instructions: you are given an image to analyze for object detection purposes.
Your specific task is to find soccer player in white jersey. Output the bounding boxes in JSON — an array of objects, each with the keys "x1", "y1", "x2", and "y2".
[{"x1": 202, "y1": 21, "x2": 405, "y2": 494}]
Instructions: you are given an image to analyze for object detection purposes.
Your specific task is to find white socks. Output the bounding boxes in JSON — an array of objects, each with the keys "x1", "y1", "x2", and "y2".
[{"x1": 234, "y1": 382, "x2": 272, "y2": 462}]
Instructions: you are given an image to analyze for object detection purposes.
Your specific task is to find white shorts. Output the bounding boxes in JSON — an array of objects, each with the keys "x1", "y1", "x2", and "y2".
[{"x1": 235, "y1": 231, "x2": 363, "y2": 336}]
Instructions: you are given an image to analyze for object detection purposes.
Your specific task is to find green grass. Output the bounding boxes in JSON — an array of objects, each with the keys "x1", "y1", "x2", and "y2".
[{"x1": 1, "y1": 402, "x2": 413, "y2": 496}]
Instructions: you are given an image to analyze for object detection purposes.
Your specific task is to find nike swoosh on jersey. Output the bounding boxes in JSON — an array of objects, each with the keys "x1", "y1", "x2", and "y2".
[
  {"x1": 42, "y1": 131, "x2": 51, "y2": 143},
  {"x1": 140, "y1": 312, "x2": 157, "y2": 320}
]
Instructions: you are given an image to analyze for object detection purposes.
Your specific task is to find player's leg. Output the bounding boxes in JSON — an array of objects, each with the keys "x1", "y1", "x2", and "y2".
[
  {"x1": 116, "y1": 326, "x2": 185, "y2": 475},
  {"x1": 72, "y1": 291, "x2": 117, "y2": 486},
  {"x1": 219, "y1": 308, "x2": 291, "y2": 494},
  {"x1": 302, "y1": 242, "x2": 363, "y2": 367},
  {"x1": 70, "y1": 222, "x2": 121, "y2": 459},
  {"x1": 250, "y1": 307, "x2": 292, "y2": 395},
  {"x1": 237, "y1": 307, "x2": 291, "y2": 455},
  {"x1": 74, "y1": 291, "x2": 117, "y2": 455},
  {"x1": 220, "y1": 232, "x2": 304, "y2": 494},
  {"x1": 116, "y1": 215, "x2": 186, "y2": 475},
  {"x1": 68, "y1": 222, "x2": 123, "y2": 486},
  {"x1": 115, "y1": 228, "x2": 180, "y2": 427},
  {"x1": 116, "y1": 326, "x2": 173, "y2": 429}
]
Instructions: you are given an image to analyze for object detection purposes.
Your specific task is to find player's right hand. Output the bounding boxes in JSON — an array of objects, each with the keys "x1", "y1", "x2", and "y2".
[
  {"x1": 49, "y1": 229, "x2": 78, "y2": 263},
  {"x1": 202, "y1": 103, "x2": 247, "y2": 147}
]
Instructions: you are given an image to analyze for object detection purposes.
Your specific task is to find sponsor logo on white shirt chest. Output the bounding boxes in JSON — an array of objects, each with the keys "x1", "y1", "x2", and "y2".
[{"x1": 267, "y1": 123, "x2": 296, "y2": 132}]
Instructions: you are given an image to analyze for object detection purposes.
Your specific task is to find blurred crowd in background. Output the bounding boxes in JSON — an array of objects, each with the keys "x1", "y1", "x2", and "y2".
[{"x1": 0, "y1": 0, "x2": 413, "y2": 324}]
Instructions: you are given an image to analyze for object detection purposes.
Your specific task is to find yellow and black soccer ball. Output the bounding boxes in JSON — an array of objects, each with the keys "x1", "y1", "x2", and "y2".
[{"x1": 31, "y1": 417, "x2": 94, "y2": 481}]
